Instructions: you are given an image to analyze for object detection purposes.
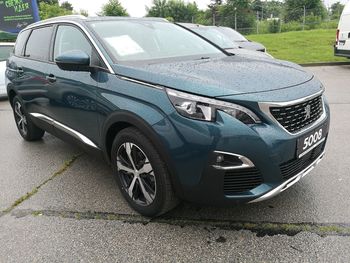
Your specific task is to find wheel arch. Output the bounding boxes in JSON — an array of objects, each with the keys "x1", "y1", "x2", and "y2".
[
  {"x1": 102, "y1": 110, "x2": 184, "y2": 198},
  {"x1": 7, "y1": 88, "x2": 17, "y2": 107}
]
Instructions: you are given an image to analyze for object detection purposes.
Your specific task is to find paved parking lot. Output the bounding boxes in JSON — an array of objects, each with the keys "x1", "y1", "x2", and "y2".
[{"x1": 1, "y1": 65, "x2": 350, "y2": 262}]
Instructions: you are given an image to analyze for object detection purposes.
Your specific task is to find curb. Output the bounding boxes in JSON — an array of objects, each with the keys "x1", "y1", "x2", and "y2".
[{"x1": 300, "y1": 61, "x2": 350, "y2": 67}]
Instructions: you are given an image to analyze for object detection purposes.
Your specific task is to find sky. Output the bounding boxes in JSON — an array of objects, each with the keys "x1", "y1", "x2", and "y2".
[{"x1": 60, "y1": 0, "x2": 350, "y2": 17}]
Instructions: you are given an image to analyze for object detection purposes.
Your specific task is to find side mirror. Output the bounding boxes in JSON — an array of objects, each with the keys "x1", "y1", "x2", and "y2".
[{"x1": 55, "y1": 50, "x2": 90, "y2": 71}]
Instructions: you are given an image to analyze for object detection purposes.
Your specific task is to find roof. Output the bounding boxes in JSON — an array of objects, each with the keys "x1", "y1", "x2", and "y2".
[
  {"x1": 27, "y1": 15, "x2": 169, "y2": 29},
  {"x1": 177, "y1": 23, "x2": 205, "y2": 29}
]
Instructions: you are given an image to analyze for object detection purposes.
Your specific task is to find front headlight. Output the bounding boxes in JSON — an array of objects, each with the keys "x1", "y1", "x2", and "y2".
[{"x1": 166, "y1": 88, "x2": 261, "y2": 124}]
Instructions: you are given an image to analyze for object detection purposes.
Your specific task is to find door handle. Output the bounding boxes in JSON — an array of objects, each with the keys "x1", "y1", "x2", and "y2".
[{"x1": 46, "y1": 74, "x2": 56, "y2": 83}]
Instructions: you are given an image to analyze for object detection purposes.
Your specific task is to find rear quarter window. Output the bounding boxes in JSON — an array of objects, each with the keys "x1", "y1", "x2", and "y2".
[
  {"x1": 14, "y1": 30, "x2": 31, "y2": 57},
  {"x1": 25, "y1": 26, "x2": 53, "y2": 61}
]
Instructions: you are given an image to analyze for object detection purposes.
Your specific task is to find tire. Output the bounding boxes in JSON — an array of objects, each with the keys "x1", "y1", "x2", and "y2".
[
  {"x1": 12, "y1": 96, "x2": 45, "y2": 141},
  {"x1": 111, "y1": 127, "x2": 179, "y2": 217}
]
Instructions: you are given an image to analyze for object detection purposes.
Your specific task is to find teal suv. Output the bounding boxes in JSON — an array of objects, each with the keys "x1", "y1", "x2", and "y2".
[{"x1": 6, "y1": 16, "x2": 330, "y2": 216}]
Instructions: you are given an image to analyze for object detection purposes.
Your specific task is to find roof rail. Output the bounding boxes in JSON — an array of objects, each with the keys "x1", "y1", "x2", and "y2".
[{"x1": 42, "y1": 15, "x2": 87, "y2": 22}]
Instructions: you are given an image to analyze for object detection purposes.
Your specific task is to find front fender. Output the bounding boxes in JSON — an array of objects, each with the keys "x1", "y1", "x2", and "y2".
[{"x1": 101, "y1": 110, "x2": 184, "y2": 198}]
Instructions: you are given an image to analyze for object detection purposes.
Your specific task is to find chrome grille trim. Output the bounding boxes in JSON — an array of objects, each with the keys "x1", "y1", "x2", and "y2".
[{"x1": 259, "y1": 89, "x2": 326, "y2": 135}]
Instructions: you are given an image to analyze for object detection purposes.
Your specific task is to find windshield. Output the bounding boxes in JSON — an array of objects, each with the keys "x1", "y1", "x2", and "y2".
[
  {"x1": 0, "y1": 46, "x2": 13, "y2": 61},
  {"x1": 189, "y1": 26, "x2": 239, "y2": 49},
  {"x1": 216, "y1": 27, "x2": 247, "y2": 42},
  {"x1": 89, "y1": 20, "x2": 223, "y2": 62}
]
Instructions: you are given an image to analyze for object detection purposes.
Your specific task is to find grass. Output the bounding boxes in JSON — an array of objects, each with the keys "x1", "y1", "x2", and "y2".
[
  {"x1": 247, "y1": 29, "x2": 349, "y2": 64},
  {"x1": 1, "y1": 155, "x2": 79, "y2": 214}
]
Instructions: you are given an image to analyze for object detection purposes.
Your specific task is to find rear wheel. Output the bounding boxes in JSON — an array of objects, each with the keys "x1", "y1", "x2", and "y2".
[
  {"x1": 111, "y1": 127, "x2": 179, "y2": 217},
  {"x1": 13, "y1": 96, "x2": 45, "y2": 141}
]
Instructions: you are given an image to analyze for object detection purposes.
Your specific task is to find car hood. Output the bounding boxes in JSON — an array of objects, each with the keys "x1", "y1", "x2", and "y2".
[
  {"x1": 112, "y1": 56, "x2": 313, "y2": 97},
  {"x1": 235, "y1": 41, "x2": 266, "y2": 52}
]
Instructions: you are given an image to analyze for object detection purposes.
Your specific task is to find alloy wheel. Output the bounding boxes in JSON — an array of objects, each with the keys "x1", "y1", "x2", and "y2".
[
  {"x1": 116, "y1": 142, "x2": 156, "y2": 206},
  {"x1": 14, "y1": 101, "x2": 28, "y2": 136}
]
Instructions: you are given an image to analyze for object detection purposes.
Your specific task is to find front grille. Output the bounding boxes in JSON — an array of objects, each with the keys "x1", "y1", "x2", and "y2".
[
  {"x1": 224, "y1": 168, "x2": 263, "y2": 195},
  {"x1": 270, "y1": 95, "x2": 323, "y2": 133},
  {"x1": 280, "y1": 142, "x2": 325, "y2": 181}
]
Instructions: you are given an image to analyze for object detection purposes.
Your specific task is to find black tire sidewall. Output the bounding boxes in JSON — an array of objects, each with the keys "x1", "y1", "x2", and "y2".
[
  {"x1": 111, "y1": 128, "x2": 170, "y2": 217},
  {"x1": 12, "y1": 96, "x2": 44, "y2": 141},
  {"x1": 13, "y1": 96, "x2": 29, "y2": 139}
]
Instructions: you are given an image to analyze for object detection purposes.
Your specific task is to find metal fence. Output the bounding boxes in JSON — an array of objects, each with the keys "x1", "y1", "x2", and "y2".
[{"x1": 189, "y1": 7, "x2": 339, "y2": 35}]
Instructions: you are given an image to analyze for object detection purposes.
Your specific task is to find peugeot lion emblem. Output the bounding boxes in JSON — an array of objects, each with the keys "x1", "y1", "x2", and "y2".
[{"x1": 304, "y1": 105, "x2": 311, "y2": 120}]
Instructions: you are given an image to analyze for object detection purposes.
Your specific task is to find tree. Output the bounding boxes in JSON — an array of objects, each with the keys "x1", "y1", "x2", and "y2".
[
  {"x1": 219, "y1": 0, "x2": 255, "y2": 33},
  {"x1": 61, "y1": 1, "x2": 74, "y2": 11},
  {"x1": 208, "y1": 0, "x2": 222, "y2": 25},
  {"x1": 37, "y1": 0, "x2": 59, "y2": 5},
  {"x1": 195, "y1": 9, "x2": 212, "y2": 25},
  {"x1": 39, "y1": 2, "x2": 72, "y2": 20},
  {"x1": 100, "y1": 0, "x2": 129, "y2": 16},
  {"x1": 284, "y1": 0, "x2": 327, "y2": 22},
  {"x1": 264, "y1": 1, "x2": 284, "y2": 19},
  {"x1": 79, "y1": 9, "x2": 89, "y2": 17},
  {"x1": 146, "y1": 0, "x2": 199, "y2": 23},
  {"x1": 251, "y1": 0, "x2": 262, "y2": 14},
  {"x1": 146, "y1": 0, "x2": 168, "y2": 18},
  {"x1": 37, "y1": 0, "x2": 58, "y2": 10},
  {"x1": 330, "y1": 2, "x2": 344, "y2": 19}
]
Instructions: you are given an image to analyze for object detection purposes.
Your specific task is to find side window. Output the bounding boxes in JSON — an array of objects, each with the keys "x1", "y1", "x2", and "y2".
[
  {"x1": 54, "y1": 25, "x2": 92, "y2": 59},
  {"x1": 14, "y1": 30, "x2": 31, "y2": 57},
  {"x1": 25, "y1": 26, "x2": 53, "y2": 61}
]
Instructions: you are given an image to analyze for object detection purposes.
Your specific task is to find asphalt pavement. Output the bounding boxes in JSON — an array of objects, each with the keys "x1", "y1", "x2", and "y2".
[{"x1": 1, "y1": 65, "x2": 350, "y2": 262}]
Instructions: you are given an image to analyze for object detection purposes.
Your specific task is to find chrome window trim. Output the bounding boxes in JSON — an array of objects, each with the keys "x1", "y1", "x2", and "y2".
[
  {"x1": 25, "y1": 20, "x2": 115, "y2": 74},
  {"x1": 30, "y1": 113, "x2": 99, "y2": 149},
  {"x1": 212, "y1": 151, "x2": 255, "y2": 170},
  {"x1": 258, "y1": 89, "x2": 326, "y2": 136}
]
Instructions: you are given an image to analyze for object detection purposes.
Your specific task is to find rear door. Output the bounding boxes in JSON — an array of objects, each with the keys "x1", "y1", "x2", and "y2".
[
  {"x1": 8, "y1": 26, "x2": 55, "y2": 132},
  {"x1": 337, "y1": 5, "x2": 350, "y2": 52}
]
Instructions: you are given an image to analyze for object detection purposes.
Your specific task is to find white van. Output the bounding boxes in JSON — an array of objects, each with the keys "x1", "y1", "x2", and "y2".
[
  {"x1": 335, "y1": 1, "x2": 350, "y2": 58},
  {"x1": 0, "y1": 43, "x2": 15, "y2": 97}
]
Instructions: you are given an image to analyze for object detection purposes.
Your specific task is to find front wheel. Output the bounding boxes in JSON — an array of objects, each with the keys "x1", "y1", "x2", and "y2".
[
  {"x1": 12, "y1": 96, "x2": 45, "y2": 141},
  {"x1": 111, "y1": 127, "x2": 179, "y2": 217}
]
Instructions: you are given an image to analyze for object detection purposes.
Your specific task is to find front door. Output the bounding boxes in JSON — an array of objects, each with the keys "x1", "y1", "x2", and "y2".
[{"x1": 45, "y1": 24, "x2": 106, "y2": 148}]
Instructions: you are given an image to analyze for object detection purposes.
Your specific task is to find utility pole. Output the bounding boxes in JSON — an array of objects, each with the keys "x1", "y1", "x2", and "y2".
[
  {"x1": 256, "y1": 11, "x2": 259, "y2": 34},
  {"x1": 302, "y1": 5, "x2": 306, "y2": 31},
  {"x1": 234, "y1": 7, "x2": 237, "y2": 31}
]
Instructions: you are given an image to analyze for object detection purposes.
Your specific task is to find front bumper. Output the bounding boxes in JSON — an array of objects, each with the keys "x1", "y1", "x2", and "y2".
[
  {"x1": 249, "y1": 149, "x2": 325, "y2": 203},
  {"x1": 154, "y1": 93, "x2": 330, "y2": 206}
]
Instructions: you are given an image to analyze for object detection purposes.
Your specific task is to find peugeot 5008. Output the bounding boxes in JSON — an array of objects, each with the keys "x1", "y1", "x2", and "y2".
[{"x1": 6, "y1": 16, "x2": 330, "y2": 216}]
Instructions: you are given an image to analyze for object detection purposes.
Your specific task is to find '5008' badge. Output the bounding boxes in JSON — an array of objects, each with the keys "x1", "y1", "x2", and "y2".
[{"x1": 297, "y1": 124, "x2": 327, "y2": 158}]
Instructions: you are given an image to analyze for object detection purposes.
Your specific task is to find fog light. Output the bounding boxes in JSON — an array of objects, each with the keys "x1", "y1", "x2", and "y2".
[
  {"x1": 213, "y1": 151, "x2": 255, "y2": 170},
  {"x1": 216, "y1": 155, "x2": 224, "y2": 163}
]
